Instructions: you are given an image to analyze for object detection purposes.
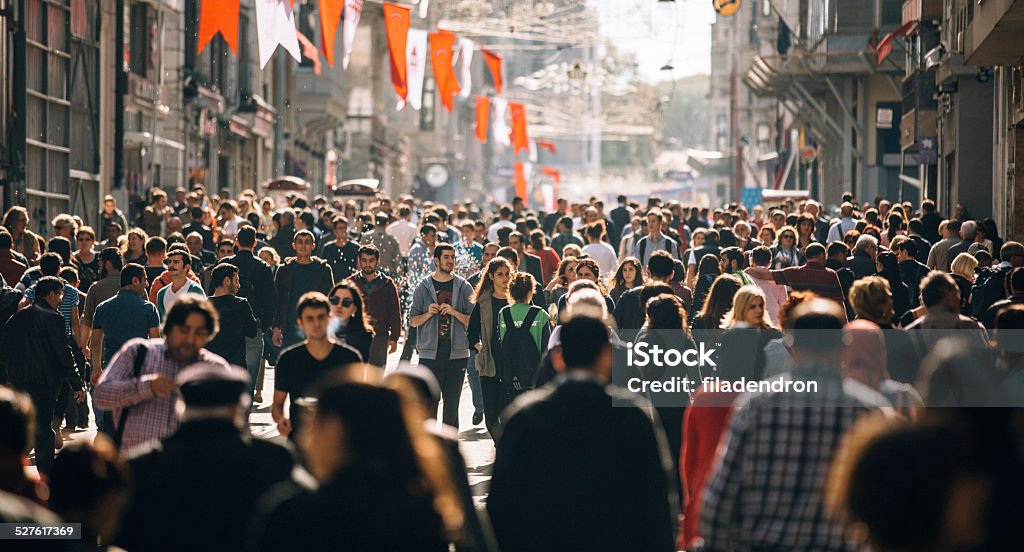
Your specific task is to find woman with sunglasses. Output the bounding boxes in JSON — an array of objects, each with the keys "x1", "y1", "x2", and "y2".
[
  {"x1": 72, "y1": 226, "x2": 100, "y2": 292},
  {"x1": 327, "y1": 281, "x2": 374, "y2": 363},
  {"x1": 771, "y1": 225, "x2": 802, "y2": 270}
]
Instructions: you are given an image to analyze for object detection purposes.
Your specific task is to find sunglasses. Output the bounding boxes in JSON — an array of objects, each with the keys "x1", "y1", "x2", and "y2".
[{"x1": 329, "y1": 296, "x2": 354, "y2": 308}]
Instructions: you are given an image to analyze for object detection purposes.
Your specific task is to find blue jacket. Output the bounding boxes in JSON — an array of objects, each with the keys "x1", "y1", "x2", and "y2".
[{"x1": 410, "y1": 274, "x2": 474, "y2": 360}]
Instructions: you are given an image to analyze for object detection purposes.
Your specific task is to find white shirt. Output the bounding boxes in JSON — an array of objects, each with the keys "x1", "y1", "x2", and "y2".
[
  {"x1": 582, "y1": 242, "x2": 618, "y2": 278},
  {"x1": 826, "y1": 216, "x2": 858, "y2": 244},
  {"x1": 386, "y1": 220, "x2": 418, "y2": 254},
  {"x1": 220, "y1": 216, "x2": 246, "y2": 239},
  {"x1": 163, "y1": 280, "x2": 196, "y2": 316},
  {"x1": 486, "y1": 220, "x2": 516, "y2": 243}
]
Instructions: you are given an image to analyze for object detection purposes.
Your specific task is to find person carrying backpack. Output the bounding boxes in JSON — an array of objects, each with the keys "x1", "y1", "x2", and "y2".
[
  {"x1": 970, "y1": 241, "x2": 1024, "y2": 320},
  {"x1": 496, "y1": 273, "x2": 551, "y2": 397}
]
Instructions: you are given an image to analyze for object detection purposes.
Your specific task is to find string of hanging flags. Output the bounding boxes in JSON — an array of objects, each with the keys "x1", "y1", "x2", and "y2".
[{"x1": 194, "y1": 0, "x2": 561, "y2": 195}]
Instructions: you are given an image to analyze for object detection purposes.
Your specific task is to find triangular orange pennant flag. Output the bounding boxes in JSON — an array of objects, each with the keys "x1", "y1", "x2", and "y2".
[
  {"x1": 509, "y1": 102, "x2": 529, "y2": 156},
  {"x1": 514, "y1": 162, "x2": 528, "y2": 202},
  {"x1": 537, "y1": 140, "x2": 557, "y2": 154},
  {"x1": 541, "y1": 166, "x2": 561, "y2": 184},
  {"x1": 318, "y1": 0, "x2": 344, "y2": 67},
  {"x1": 383, "y1": 2, "x2": 411, "y2": 99},
  {"x1": 482, "y1": 49, "x2": 503, "y2": 95},
  {"x1": 197, "y1": 0, "x2": 240, "y2": 55},
  {"x1": 430, "y1": 30, "x2": 460, "y2": 112},
  {"x1": 475, "y1": 96, "x2": 490, "y2": 143}
]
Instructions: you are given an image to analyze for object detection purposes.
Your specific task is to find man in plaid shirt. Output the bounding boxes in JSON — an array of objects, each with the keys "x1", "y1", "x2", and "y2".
[
  {"x1": 95, "y1": 295, "x2": 230, "y2": 456},
  {"x1": 698, "y1": 299, "x2": 890, "y2": 552}
]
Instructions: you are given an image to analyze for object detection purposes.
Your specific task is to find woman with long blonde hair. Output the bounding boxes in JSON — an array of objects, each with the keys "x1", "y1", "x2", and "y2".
[{"x1": 722, "y1": 285, "x2": 777, "y2": 329}]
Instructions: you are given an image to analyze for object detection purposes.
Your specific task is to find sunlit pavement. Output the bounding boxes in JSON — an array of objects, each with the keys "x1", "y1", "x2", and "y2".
[{"x1": 36, "y1": 341, "x2": 496, "y2": 505}]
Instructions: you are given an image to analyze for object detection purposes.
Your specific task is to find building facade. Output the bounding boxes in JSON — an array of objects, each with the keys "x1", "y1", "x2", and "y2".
[
  {"x1": 708, "y1": 0, "x2": 779, "y2": 205},
  {"x1": 744, "y1": 0, "x2": 906, "y2": 208},
  {"x1": 2, "y1": 0, "x2": 114, "y2": 231}
]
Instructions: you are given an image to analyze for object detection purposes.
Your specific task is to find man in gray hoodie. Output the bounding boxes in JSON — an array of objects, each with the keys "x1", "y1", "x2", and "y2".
[{"x1": 409, "y1": 243, "x2": 474, "y2": 427}]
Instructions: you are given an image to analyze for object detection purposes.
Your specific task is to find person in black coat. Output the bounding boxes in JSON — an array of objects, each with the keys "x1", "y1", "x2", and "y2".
[
  {"x1": 894, "y1": 237, "x2": 931, "y2": 309},
  {"x1": 487, "y1": 316, "x2": 675, "y2": 552},
  {"x1": 848, "y1": 235, "x2": 879, "y2": 281},
  {"x1": 116, "y1": 365, "x2": 294, "y2": 552},
  {"x1": 508, "y1": 232, "x2": 545, "y2": 287},
  {"x1": 249, "y1": 371, "x2": 456, "y2": 552},
  {"x1": 182, "y1": 207, "x2": 215, "y2": 251},
  {"x1": 206, "y1": 264, "x2": 259, "y2": 369},
  {"x1": 0, "y1": 277, "x2": 85, "y2": 478}
]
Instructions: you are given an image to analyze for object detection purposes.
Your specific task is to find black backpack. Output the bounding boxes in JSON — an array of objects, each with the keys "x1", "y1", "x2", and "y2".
[
  {"x1": 971, "y1": 265, "x2": 1012, "y2": 319},
  {"x1": 498, "y1": 307, "x2": 543, "y2": 393}
]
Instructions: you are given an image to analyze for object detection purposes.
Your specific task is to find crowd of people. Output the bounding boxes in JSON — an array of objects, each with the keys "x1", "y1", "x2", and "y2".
[{"x1": 0, "y1": 185, "x2": 1021, "y2": 551}]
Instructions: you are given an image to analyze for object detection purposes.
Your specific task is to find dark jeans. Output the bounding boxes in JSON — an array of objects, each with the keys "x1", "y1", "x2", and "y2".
[
  {"x1": 400, "y1": 325, "x2": 417, "y2": 361},
  {"x1": 480, "y1": 375, "x2": 508, "y2": 441},
  {"x1": 368, "y1": 333, "x2": 390, "y2": 368},
  {"x1": 26, "y1": 386, "x2": 59, "y2": 477},
  {"x1": 419, "y1": 354, "x2": 467, "y2": 428}
]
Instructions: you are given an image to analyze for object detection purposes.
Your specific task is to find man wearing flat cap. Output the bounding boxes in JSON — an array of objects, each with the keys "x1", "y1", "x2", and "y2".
[{"x1": 116, "y1": 363, "x2": 295, "y2": 552}]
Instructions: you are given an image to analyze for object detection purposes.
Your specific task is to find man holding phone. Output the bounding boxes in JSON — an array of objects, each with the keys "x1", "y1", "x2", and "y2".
[{"x1": 410, "y1": 244, "x2": 475, "y2": 427}]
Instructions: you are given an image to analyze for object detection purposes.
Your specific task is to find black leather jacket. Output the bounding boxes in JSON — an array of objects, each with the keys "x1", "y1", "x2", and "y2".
[
  {"x1": 224, "y1": 250, "x2": 278, "y2": 329},
  {"x1": 0, "y1": 303, "x2": 83, "y2": 391}
]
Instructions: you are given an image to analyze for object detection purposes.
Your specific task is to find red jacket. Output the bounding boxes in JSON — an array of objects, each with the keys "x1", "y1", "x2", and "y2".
[
  {"x1": 347, "y1": 272, "x2": 402, "y2": 342},
  {"x1": 678, "y1": 389, "x2": 740, "y2": 550},
  {"x1": 0, "y1": 251, "x2": 27, "y2": 288}
]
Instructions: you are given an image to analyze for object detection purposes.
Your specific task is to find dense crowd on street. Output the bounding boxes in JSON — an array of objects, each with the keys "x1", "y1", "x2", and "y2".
[{"x1": 0, "y1": 184, "x2": 1021, "y2": 551}]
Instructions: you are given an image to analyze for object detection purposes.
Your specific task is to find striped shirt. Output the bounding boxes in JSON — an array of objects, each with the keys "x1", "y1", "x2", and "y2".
[{"x1": 94, "y1": 338, "x2": 229, "y2": 456}]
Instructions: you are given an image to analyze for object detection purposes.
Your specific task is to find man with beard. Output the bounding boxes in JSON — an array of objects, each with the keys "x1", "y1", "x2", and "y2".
[
  {"x1": 409, "y1": 244, "x2": 474, "y2": 427},
  {"x1": 95, "y1": 296, "x2": 230, "y2": 455},
  {"x1": 346, "y1": 245, "x2": 401, "y2": 368}
]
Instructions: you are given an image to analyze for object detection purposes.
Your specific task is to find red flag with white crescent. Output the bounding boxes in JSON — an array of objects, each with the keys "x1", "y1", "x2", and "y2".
[
  {"x1": 198, "y1": 0, "x2": 240, "y2": 55},
  {"x1": 430, "y1": 30, "x2": 460, "y2": 112},
  {"x1": 383, "y1": 2, "x2": 411, "y2": 99}
]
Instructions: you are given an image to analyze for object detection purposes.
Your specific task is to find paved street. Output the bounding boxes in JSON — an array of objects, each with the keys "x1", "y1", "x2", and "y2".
[{"x1": 38, "y1": 344, "x2": 496, "y2": 505}]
